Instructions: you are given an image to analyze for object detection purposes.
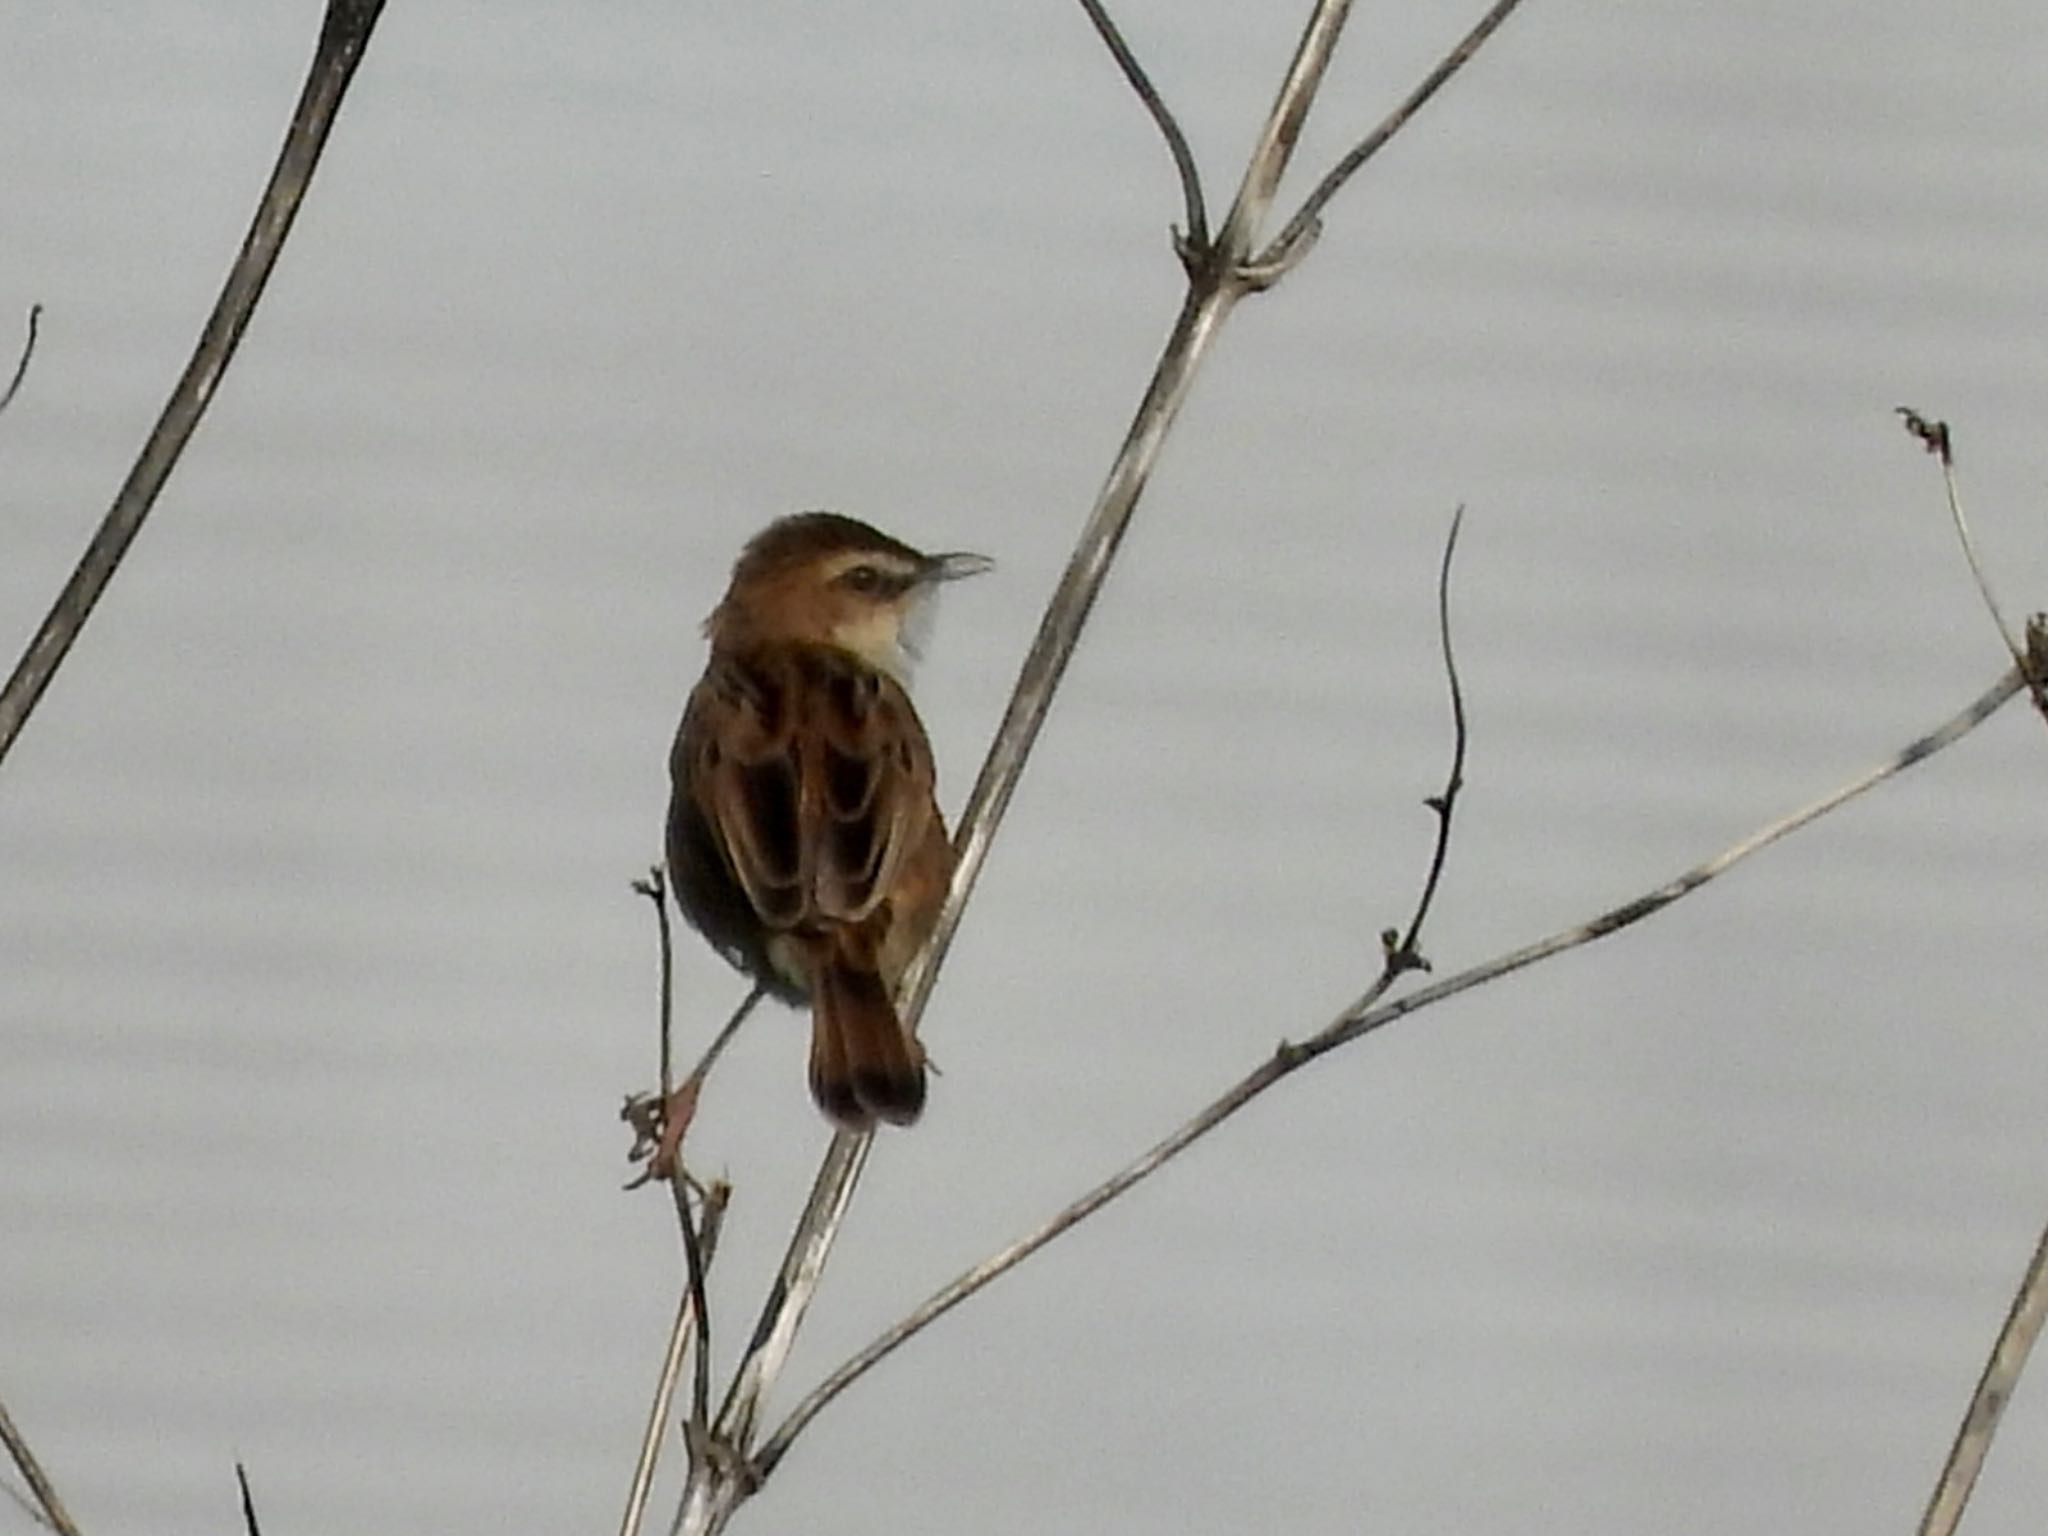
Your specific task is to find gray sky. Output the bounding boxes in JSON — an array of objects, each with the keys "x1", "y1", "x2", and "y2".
[{"x1": 5, "y1": 3, "x2": 2048, "y2": 1533}]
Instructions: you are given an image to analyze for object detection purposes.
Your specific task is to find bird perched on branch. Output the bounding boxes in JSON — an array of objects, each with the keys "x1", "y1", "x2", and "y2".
[{"x1": 667, "y1": 512, "x2": 990, "y2": 1129}]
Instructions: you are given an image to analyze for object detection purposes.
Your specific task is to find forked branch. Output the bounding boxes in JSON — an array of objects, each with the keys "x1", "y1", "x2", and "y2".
[
  {"x1": 669, "y1": 6, "x2": 1534, "y2": 1528},
  {"x1": 750, "y1": 663, "x2": 2026, "y2": 1470},
  {"x1": 1896, "y1": 408, "x2": 2048, "y2": 1535},
  {"x1": 1259, "y1": 0, "x2": 1532, "y2": 267}
]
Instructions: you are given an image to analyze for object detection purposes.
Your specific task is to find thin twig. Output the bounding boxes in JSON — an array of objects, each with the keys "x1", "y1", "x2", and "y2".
[
  {"x1": 620, "y1": 1182, "x2": 731, "y2": 1536},
  {"x1": 1075, "y1": 0, "x2": 1208, "y2": 252},
  {"x1": 1260, "y1": 0, "x2": 1531, "y2": 267},
  {"x1": 751, "y1": 665, "x2": 2025, "y2": 1471},
  {"x1": 1898, "y1": 407, "x2": 2048, "y2": 728},
  {"x1": 1917, "y1": 1213, "x2": 2048, "y2": 1536},
  {"x1": 0, "y1": 0, "x2": 388, "y2": 769},
  {"x1": 0, "y1": 1399, "x2": 82, "y2": 1536},
  {"x1": 234, "y1": 1462, "x2": 262, "y2": 1536},
  {"x1": 0, "y1": 303, "x2": 42, "y2": 424},
  {"x1": 1378, "y1": 506, "x2": 1468, "y2": 984},
  {"x1": 1899, "y1": 408, "x2": 2023, "y2": 664},
  {"x1": 674, "y1": 1177, "x2": 715, "y2": 1436}
]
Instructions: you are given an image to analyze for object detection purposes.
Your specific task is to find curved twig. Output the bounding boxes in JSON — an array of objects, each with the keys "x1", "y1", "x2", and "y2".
[
  {"x1": 749, "y1": 665, "x2": 2025, "y2": 1470},
  {"x1": 1381, "y1": 505, "x2": 1467, "y2": 982},
  {"x1": 1076, "y1": 0, "x2": 1208, "y2": 252},
  {"x1": 1258, "y1": 0, "x2": 1531, "y2": 268},
  {"x1": 0, "y1": 303, "x2": 42, "y2": 424},
  {"x1": 0, "y1": 0, "x2": 388, "y2": 769},
  {"x1": 1898, "y1": 406, "x2": 2048, "y2": 729}
]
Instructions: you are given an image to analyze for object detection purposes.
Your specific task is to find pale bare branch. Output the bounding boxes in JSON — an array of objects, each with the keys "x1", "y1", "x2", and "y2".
[
  {"x1": 0, "y1": 1398, "x2": 82, "y2": 1536},
  {"x1": 1917, "y1": 1215, "x2": 2048, "y2": 1536},
  {"x1": 751, "y1": 665, "x2": 2026, "y2": 1469}
]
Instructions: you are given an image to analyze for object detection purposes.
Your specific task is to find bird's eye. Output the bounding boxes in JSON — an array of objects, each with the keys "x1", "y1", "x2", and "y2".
[{"x1": 840, "y1": 564, "x2": 886, "y2": 594}]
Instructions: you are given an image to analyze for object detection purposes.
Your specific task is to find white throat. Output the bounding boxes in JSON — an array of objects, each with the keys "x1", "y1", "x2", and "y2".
[{"x1": 831, "y1": 605, "x2": 918, "y2": 687}]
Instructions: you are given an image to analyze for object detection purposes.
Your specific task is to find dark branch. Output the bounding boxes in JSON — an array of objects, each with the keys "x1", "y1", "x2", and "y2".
[
  {"x1": 0, "y1": 303, "x2": 42, "y2": 424},
  {"x1": 1380, "y1": 506, "x2": 1468, "y2": 982},
  {"x1": 235, "y1": 1462, "x2": 263, "y2": 1536},
  {"x1": 1257, "y1": 0, "x2": 1531, "y2": 268},
  {"x1": 1075, "y1": 0, "x2": 1209, "y2": 252},
  {"x1": 0, "y1": 0, "x2": 388, "y2": 769}
]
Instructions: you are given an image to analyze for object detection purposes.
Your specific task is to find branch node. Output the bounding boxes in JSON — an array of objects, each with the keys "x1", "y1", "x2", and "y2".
[{"x1": 1235, "y1": 217, "x2": 1322, "y2": 291}]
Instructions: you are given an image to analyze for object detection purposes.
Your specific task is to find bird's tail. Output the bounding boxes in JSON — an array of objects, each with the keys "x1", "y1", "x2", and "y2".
[{"x1": 807, "y1": 932, "x2": 926, "y2": 1129}]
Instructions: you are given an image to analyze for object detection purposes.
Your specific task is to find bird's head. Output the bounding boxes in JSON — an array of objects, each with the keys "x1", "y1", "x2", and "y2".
[{"x1": 707, "y1": 512, "x2": 992, "y2": 681}]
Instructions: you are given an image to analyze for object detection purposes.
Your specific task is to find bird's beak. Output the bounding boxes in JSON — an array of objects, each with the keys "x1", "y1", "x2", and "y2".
[{"x1": 921, "y1": 550, "x2": 995, "y2": 584}]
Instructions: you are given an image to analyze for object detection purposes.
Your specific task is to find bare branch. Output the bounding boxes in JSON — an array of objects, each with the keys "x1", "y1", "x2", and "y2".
[
  {"x1": 1212, "y1": 1, "x2": 1354, "y2": 271},
  {"x1": 1259, "y1": 0, "x2": 1532, "y2": 268},
  {"x1": 0, "y1": 303, "x2": 42, "y2": 424},
  {"x1": 0, "y1": 1399, "x2": 82, "y2": 1536},
  {"x1": 750, "y1": 665, "x2": 2026, "y2": 1470},
  {"x1": 681, "y1": 12, "x2": 1535, "y2": 1524},
  {"x1": 1917, "y1": 1215, "x2": 2048, "y2": 1536},
  {"x1": 1379, "y1": 505, "x2": 1468, "y2": 984},
  {"x1": 1075, "y1": 0, "x2": 1209, "y2": 253},
  {"x1": 0, "y1": 0, "x2": 388, "y2": 769}
]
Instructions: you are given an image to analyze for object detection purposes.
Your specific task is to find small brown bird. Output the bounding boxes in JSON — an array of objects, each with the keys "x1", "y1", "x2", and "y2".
[{"x1": 667, "y1": 512, "x2": 990, "y2": 1129}]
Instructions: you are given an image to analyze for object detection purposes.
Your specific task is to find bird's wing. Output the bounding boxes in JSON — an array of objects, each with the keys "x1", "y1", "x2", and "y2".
[{"x1": 686, "y1": 644, "x2": 935, "y2": 932}]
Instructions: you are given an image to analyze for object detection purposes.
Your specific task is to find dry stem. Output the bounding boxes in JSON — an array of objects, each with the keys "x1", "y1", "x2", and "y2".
[
  {"x1": 752, "y1": 664, "x2": 2025, "y2": 1467},
  {"x1": 1916, "y1": 1215, "x2": 2048, "y2": 1536},
  {"x1": 0, "y1": 1399, "x2": 81, "y2": 1536}
]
